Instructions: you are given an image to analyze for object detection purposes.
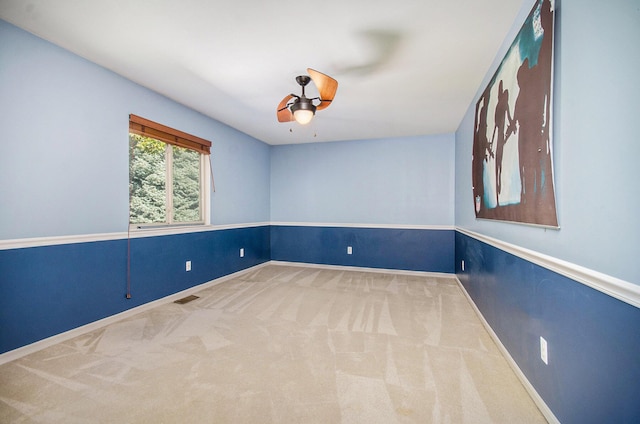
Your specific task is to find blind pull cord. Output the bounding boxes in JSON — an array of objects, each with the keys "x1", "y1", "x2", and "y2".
[{"x1": 209, "y1": 155, "x2": 216, "y2": 193}]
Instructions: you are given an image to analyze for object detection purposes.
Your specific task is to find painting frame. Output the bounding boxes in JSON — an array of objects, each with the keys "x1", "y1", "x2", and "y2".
[{"x1": 472, "y1": 0, "x2": 558, "y2": 228}]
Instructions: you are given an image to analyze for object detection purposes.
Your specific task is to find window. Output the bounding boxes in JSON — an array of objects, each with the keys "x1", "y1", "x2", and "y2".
[{"x1": 128, "y1": 115, "x2": 211, "y2": 227}]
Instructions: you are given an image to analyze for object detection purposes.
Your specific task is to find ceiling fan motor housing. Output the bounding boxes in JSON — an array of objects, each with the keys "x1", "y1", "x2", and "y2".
[{"x1": 290, "y1": 97, "x2": 316, "y2": 115}]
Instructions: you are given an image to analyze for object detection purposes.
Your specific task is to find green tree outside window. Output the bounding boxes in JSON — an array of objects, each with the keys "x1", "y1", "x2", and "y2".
[{"x1": 129, "y1": 134, "x2": 202, "y2": 225}]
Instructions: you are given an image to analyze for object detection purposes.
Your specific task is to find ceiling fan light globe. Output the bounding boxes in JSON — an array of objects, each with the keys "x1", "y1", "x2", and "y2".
[
  {"x1": 293, "y1": 109, "x2": 314, "y2": 125},
  {"x1": 290, "y1": 99, "x2": 316, "y2": 125}
]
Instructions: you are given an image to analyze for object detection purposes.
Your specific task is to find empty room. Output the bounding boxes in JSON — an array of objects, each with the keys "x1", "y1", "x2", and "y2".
[{"x1": 0, "y1": 0, "x2": 638, "y2": 423}]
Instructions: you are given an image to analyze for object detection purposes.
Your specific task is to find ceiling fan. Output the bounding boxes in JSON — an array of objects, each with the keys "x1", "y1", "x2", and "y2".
[{"x1": 277, "y1": 68, "x2": 338, "y2": 125}]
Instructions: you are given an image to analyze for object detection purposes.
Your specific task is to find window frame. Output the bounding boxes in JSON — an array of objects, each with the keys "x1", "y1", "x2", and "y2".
[{"x1": 128, "y1": 115, "x2": 212, "y2": 230}]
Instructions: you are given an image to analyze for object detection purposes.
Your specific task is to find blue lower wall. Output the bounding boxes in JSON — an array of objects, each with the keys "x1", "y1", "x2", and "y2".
[
  {"x1": 455, "y1": 231, "x2": 640, "y2": 424},
  {"x1": 0, "y1": 239, "x2": 128, "y2": 354},
  {"x1": 0, "y1": 226, "x2": 270, "y2": 354},
  {"x1": 271, "y1": 225, "x2": 454, "y2": 273},
  {"x1": 0, "y1": 225, "x2": 450, "y2": 354},
  {"x1": 4, "y1": 224, "x2": 638, "y2": 424}
]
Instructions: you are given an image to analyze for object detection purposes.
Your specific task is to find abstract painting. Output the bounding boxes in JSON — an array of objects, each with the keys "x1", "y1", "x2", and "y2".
[{"x1": 472, "y1": 0, "x2": 558, "y2": 227}]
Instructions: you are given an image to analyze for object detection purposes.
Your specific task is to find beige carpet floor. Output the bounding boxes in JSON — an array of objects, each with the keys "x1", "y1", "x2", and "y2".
[{"x1": 0, "y1": 264, "x2": 547, "y2": 423}]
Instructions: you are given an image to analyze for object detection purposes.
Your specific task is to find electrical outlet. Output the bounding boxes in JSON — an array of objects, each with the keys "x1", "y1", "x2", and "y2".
[
  {"x1": 347, "y1": 246, "x2": 353, "y2": 255},
  {"x1": 240, "y1": 248, "x2": 244, "y2": 258},
  {"x1": 186, "y1": 261, "x2": 191, "y2": 272},
  {"x1": 540, "y1": 336, "x2": 548, "y2": 364},
  {"x1": 461, "y1": 260, "x2": 465, "y2": 271}
]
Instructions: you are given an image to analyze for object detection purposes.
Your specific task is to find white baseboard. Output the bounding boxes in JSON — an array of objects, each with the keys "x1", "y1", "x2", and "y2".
[
  {"x1": 0, "y1": 262, "x2": 270, "y2": 366},
  {"x1": 270, "y1": 260, "x2": 453, "y2": 279},
  {"x1": 455, "y1": 276, "x2": 560, "y2": 424}
]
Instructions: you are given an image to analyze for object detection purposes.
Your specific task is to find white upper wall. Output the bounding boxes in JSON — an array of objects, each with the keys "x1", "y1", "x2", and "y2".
[
  {"x1": 454, "y1": 0, "x2": 640, "y2": 284},
  {"x1": 0, "y1": 20, "x2": 271, "y2": 240},
  {"x1": 271, "y1": 134, "x2": 455, "y2": 226}
]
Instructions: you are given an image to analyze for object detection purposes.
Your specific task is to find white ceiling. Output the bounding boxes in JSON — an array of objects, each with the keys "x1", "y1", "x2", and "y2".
[{"x1": 0, "y1": 0, "x2": 523, "y2": 145}]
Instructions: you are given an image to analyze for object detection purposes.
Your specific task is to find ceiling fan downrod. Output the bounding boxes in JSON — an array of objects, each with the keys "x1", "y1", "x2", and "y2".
[
  {"x1": 290, "y1": 75, "x2": 316, "y2": 124},
  {"x1": 295, "y1": 75, "x2": 311, "y2": 98}
]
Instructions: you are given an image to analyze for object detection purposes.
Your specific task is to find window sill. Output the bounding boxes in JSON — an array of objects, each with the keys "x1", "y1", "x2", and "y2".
[{"x1": 128, "y1": 223, "x2": 210, "y2": 238}]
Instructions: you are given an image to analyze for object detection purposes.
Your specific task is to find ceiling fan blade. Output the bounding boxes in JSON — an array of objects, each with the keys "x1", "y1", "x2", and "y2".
[
  {"x1": 316, "y1": 100, "x2": 333, "y2": 111},
  {"x1": 307, "y1": 68, "x2": 338, "y2": 110},
  {"x1": 277, "y1": 94, "x2": 295, "y2": 122}
]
